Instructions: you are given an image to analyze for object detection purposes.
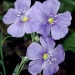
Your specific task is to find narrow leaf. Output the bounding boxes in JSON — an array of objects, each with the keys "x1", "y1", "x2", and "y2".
[{"x1": 0, "y1": 31, "x2": 2, "y2": 56}]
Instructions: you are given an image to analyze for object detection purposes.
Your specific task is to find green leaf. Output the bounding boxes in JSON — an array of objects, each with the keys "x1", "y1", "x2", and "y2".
[
  {"x1": 60, "y1": 0, "x2": 75, "y2": 7},
  {"x1": 0, "y1": 72, "x2": 3, "y2": 75},
  {"x1": 63, "y1": 32, "x2": 75, "y2": 53},
  {"x1": 59, "y1": 0, "x2": 75, "y2": 12},
  {"x1": 0, "y1": 60, "x2": 2, "y2": 65},
  {"x1": 0, "y1": 32, "x2": 6, "y2": 75},
  {"x1": 0, "y1": 32, "x2": 2, "y2": 55},
  {"x1": 3, "y1": 1, "x2": 14, "y2": 12},
  {"x1": 0, "y1": 16, "x2": 3, "y2": 20},
  {"x1": 12, "y1": 63, "x2": 19, "y2": 75}
]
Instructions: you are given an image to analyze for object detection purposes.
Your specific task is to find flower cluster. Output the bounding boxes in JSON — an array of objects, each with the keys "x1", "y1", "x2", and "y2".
[
  {"x1": 26, "y1": 36, "x2": 65, "y2": 75},
  {"x1": 3, "y1": 0, "x2": 34, "y2": 37},
  {"x1": 32, "y1": 0, "x2": 72, "y2": 40},
  {"x1": 3, "y1": 0, "x2": 72, "y2": 75}
]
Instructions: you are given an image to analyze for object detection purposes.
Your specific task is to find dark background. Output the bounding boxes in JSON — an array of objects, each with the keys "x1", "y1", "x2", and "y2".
[{"x1": 0, "y1": 0, "x2": 75, "y2": 75}]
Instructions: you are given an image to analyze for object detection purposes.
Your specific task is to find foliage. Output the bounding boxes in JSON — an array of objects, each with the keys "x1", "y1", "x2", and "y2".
[
  {"x1": 59, "y1": 0, "x2": 75, "y2": 12},
  {"x1": 63, "y1": 32, "x2": 75, "y2": 53}
]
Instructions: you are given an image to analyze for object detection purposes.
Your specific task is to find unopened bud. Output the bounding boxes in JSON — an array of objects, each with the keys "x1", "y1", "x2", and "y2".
[{"x1": 35, "y1": 35, "x2": 40, "y2": 42}]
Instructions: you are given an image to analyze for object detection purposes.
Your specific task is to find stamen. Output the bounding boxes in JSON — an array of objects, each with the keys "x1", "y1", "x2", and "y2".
[
  {"x1": 45, "y1": 53, "x2": 56, "y2": 64},
  {"x1": 55, "y1": 15, "x2": 57, "y2": 17},
  {"x1": 17, "y1": 15, "x2": 21, "y2": 17},
  {"x1": 47, "y1": 60, "x2": 52, "y2": 64},
  {"x1": 54, "y1": 20, "x2": 57, "y2": 22},
  {"x1": 50, "y1": 15, "x2": 53, "y2": 17},
  {"x1": 49, "y1": 61, "x2": 52, "y2": 64},
  {"x1": 22, "y1": 11, "x2": 26, "y2": 13},
  {"x1": 50, "y1": 54, "x2": 53, "y2": 57},
  {"x1": 52, "y1": 58, "x2": 56, "y2": 61},
  {"x1": 18, "y1": 12, "x2": 21, "y2": 14}
]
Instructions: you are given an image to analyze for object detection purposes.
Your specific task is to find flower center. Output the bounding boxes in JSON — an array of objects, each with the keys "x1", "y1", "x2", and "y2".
[
  {"x1": 43, "y1": 54, "x2": 48, "y2": 60},
  {"x1": 48, "y1": 18, "x2": 54, "y2": 25},
  {"x1": 21, "y1": 16, "x2": 28, "y2": 22}
]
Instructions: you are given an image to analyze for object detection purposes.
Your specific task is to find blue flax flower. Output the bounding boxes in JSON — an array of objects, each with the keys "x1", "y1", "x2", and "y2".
[
  {"x1": 32, "y1": 0, "x2": 72, "y2": 40},
  {"x1": 3, "y1": 0, "x2": 34, "y2": 37},
  {"x1": 26, "y1": 36, "x2": 65, "y2": 75}
]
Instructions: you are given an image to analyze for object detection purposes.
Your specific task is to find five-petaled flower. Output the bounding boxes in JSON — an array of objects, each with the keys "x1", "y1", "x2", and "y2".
[
  {"x1": 3, "y1": 0, "x2": 34, "y2": 37},
  {"x1": 26, "y1": 36, "x2": 65, "y2": 75},
  {"x1": 32, "y1": 0, "x2": 72, "y2": 40}
]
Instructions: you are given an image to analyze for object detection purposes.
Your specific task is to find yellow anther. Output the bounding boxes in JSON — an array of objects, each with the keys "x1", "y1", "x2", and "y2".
[
  {"x1": 48, "y1": 18, "x2": 54, "y2": 25},
  {"x1": 22, "y1": 17, "x2": 28, "y2": 22},
  {"x1": 43, "y1": 54, "x2": 48, "y2": 60}
]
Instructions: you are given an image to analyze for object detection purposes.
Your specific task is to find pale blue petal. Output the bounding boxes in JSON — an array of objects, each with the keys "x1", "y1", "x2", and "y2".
[
  {"x1": 56, "y1": 11, "x2": 72, "y2": 27},
  {"x1": 36, "y1": 24, "x2": 50, "y2": 36},
  {"x1": 24, "y1": 21, "x2": 34, "y2": 34},
  {"x1": 51, "y1": 25, "x2": 68, "y2": 40},
  {"x1": 43, "y1": 62, "x2": 59, "y2": 75},
  {"x1": 3, "y1": 8, "x2": 18, "y2": 24},
  {"x1": 28, "y1": 59, "x2": 44, "y2": 75},
  {"x1": 26, "y1": 42, "x2": 44, "y2": 60},
  {"x1": 32, "y1": 1, "x2": 47, "y2": 24},
  {"x1": 43, "y1": 0, "x2": 60, "y2": 16},
  {"x1": 40, "y1": 36, "x2": 56, "y2": 53},
  {"x1": 14, "y1": 0, "x2": 31, "y2": 11},
  {"x1": 7, "y1": 19, "x2": 25, "y2": 37},
  {"x1": 52, "y1": 44, "x2": 65, "y2": 64}
]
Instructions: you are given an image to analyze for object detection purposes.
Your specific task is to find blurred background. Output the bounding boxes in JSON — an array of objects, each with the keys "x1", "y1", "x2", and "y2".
[{"x1": 0, "y1": 0, "x2": 75, "y2": 75}]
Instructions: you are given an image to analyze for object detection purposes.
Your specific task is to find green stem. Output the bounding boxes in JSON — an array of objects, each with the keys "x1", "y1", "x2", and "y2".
[
  {"x1": 0, "y1": 33, "x2": 7, "y2": 75},
  {"x1": 2, "y1": 36, "x2": 11, "y2": 45},
  {"x1": 18, "y1": 59, "x2": 28, "y2": 75},
  {"x1": 16, "y1": 59, "x2": 24, "y2": 75},
  {"x1": 16, "y1": 33, "x2": 35, "y2": 75},
  {"x1": 0, "y1": 72, "x2": 3, "y2": 75},
  {"x1": 0, "y1": 34, "x2": 11, "y2": 75},
  {"x1": 31, "y1": 33, "x2": 35, "y2": 42},
  {"x1": 16, "y1": 57, "x2": 29, "y2": 75},
  {"x1": 18, "y1": 64, "x2": 24, "y2": 75},
  {"x1": 0, "y1": 60, "x2": 2, "y2": 65},
  {"x1": 39, "y1": 72, "x2": 41, "y2": 75}
]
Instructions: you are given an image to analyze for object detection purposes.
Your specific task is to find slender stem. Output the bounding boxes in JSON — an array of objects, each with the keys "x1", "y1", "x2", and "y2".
[
  {"x1": 0, "y1": 33, "x2": 7, "y2": 75},
  {"x1": 39, "y1": 72, "x2": 41, "y2": 75},
  {"x1": 2, "y1": 36, "x2": 11, "y2": 45},
  {"x1": 18, "y1": 64, "x2": 24, "y2": 75},
  {"x1": 0, "y1": 60, "x2": 2, "y2": 65},
  {"x1": 16, "y1": 59, "x2": 24, "y2": 75},
  {"x1": 18, "y1": 59, "x2": 28, "y2": 75},
  {"x1": 31, "y1": 33, "x2": 35, "y2": 42},
  {"x1": 17, "y1": 33, "x2": 35, "y2": 75},
  {"x1": 0, "y1": 35, "x2": 11, "y2": 75},
  {"x1": 16, "y1": 57, "x2": 29, "y2": 75},
  {"x1": 0, "y1": 72, "x2": 3, "y2": 75}
]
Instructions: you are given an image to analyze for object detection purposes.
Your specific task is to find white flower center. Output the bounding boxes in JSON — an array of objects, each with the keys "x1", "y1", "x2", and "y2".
[
  {"x1": 17, "y1": 11, "x2": 28, "y2": 22},
  {"x1": 48, "y1": 15, "x2": 58, "y2": 25},
  {"x1": 43, "y1": 53, "x2": 56, "y2": 64}
]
